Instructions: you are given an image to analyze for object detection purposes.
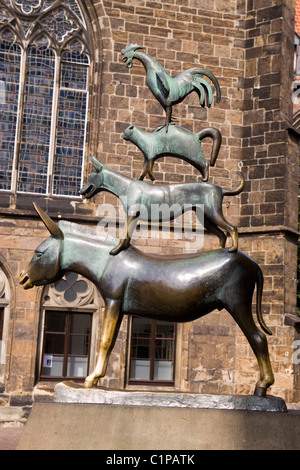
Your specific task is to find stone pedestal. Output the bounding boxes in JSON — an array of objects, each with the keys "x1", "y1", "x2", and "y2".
[{"x1": 16, "y1": 382, "x2": 300, "y2": 450}]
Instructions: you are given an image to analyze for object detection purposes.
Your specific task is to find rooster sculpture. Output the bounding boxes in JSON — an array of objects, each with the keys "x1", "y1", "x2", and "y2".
[{"x1": 121, "y1": 44, "x2": 221, "y2": 131}]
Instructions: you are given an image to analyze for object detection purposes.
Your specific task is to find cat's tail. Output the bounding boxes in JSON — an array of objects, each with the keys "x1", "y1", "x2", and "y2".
[{"x1": 197, "y1": 127, "x2": 222, "y2": 167}]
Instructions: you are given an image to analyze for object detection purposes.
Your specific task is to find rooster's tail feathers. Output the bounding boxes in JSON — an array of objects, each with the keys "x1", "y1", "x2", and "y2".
[
  {"x1": 189, "y1": 68, "x2": 221, "y2": 103},
  {"x1": 192, "y1": 77, "x2": 213, "y2": 107}
]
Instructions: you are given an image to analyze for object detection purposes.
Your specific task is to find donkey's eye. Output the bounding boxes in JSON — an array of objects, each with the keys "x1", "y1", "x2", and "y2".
[{"x1": 36, "y1": 252, "x2": 43, "y2": 259}]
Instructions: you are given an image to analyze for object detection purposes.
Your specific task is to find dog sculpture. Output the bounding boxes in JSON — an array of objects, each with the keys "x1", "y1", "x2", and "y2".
[
  {"x1": 80, "y1": 157, "x2": 245, "y2": 255},
  {"x1": 19, "y1": 204, "x2": 274, "y2": 396},
  {"x1": 123, "y1": 124, "x2": 222, "y2": 182}
]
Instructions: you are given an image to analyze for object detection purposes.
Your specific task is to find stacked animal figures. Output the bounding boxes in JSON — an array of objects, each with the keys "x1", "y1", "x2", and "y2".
[
  {"x1": 81, "y1": 45, "x2": 245, "y2": 255},
  {"x1": 20, "y1": 46, "x2": 275, "y2": 397}
]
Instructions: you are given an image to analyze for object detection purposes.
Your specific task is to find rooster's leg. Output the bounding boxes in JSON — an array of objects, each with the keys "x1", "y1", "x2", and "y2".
[
  {"x1": 165, "y1": 106, "x2": 172, "y2": 132},
  {"x1": 156, "y1": 106, "x2": 173, "y2": 133}
]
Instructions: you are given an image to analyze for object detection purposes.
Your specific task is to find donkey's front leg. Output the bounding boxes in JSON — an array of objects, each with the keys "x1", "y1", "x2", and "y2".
[{"x1": 83, "y1": 299, "x2": 122, "y2": 388}]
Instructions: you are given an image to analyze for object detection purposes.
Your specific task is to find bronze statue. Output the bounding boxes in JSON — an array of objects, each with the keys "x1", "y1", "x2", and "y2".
[
  {"x1": 123, "y1": 124, "x2": 222, "y2": 182},
  {"x1": 121, "y1": 44, "x2": 221, "y2": 131},
  {"x1": 80, "y1": 157, "x2": 245, "y2": 255},
  {"x1": 19, "y1": 204, "x2": 274, "y2": 397},
  {"x1": 14, "y1": 40, "x2": 280, "y2": 404}
]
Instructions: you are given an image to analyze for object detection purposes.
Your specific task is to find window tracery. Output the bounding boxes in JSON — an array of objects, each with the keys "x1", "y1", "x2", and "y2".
[
  {"x1": 13, "y1": 0, "x2": 41, "y2": 15},
  {"x1": 42, "y1": 272, "x2": 99, "y2": 310},
  {"x1": 0, "y1": 0, "x2": 92, "y2": 197}
]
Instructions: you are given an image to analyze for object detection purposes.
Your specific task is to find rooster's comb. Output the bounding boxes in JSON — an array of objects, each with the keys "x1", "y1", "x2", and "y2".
[{"x1": 121, "y1": 44, "x2": 144, "y2": 56}]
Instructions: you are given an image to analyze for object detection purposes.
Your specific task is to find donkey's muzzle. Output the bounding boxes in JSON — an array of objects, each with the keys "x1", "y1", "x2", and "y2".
[{"x1": 19, "y1": 271, "x2": 33, "y2": 290}]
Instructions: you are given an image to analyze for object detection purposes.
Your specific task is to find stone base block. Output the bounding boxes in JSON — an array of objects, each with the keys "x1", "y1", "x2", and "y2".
[{"x1": 17, "y1": 401, "x2": 300, "y2": 450}]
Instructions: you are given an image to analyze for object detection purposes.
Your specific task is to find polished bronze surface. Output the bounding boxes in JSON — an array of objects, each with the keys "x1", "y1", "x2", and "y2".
[{"x1": 20, "y1": 204, "x2": 274, "y2": 397}]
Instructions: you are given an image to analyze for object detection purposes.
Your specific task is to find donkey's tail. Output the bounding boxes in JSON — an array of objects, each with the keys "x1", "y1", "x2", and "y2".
[
  {"x1": 256, "y1": 267, "x2": 272, "y2": 336},
  {"x1": 222, "y1": 171, "x2": 245, "y2": 196}
]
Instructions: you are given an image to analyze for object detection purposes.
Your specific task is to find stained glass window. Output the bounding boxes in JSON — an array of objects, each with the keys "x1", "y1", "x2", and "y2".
[
  {"x1": 0, "y1": 35, "x2": 21, "y2": 191},
  {"x1": 18, "y1": 42, "x2": 55, "y2": 194},
  {"x1": 53, "y1": 47, "x2": 89, "y2": 196},
  {"x1": 0, "y1": 0, "x2": 91, "y2": 197},
  {"x1": 15, "y1": 0, "x2": 41, "y2": 15}
]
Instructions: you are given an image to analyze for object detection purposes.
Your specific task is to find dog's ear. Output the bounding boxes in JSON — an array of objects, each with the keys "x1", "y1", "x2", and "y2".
[{"x1": 89, "y1": 155, "x2": 103, "y2": 172}]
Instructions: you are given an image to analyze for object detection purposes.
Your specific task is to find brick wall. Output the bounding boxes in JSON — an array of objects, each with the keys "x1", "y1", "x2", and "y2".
[
  {"x1": 86, "y1": 0, "x2": 299, "y2": 400},
  {"x1": 0, "y1": 0, "x2": 299, "y2": 407}
]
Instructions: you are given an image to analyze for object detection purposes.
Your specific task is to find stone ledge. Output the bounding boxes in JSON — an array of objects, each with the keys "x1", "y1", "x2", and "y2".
[
  {"x1": 0, "y1": 406, "x2": 28, "y2": 426},
  {"x1": 54, "y1": 381, "x2": 287, "y2": 413}
]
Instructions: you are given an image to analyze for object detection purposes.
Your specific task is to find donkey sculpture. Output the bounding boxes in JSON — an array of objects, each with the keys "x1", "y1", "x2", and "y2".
[
  {"x1": 20, "y1": 204, "x2": 274, "y2": 397},
  {"x1": 80, "y1": 157, "x2": 245, "y2": 255}
]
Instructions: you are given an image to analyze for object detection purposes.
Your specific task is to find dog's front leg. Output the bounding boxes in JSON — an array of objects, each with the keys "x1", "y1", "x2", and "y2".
[{"x1": 110, "y1": 214, "x2": 139, "y2": 255}]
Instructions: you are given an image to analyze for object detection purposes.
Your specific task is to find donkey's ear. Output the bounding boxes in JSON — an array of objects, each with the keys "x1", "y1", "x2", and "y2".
[
  {"x1": 89, "y1": 155, "x2": 103, "y2": 172},
  {"x1": 33, "y1": 203, "x2": 64, "y2": 239}
]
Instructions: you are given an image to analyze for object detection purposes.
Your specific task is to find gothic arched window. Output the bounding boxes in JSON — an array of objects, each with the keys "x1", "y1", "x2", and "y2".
[
  {"x1": 0, "y1": 0, "x2": 92, "y2": 197},
  {"x1": 41, "y1": 272, "x2": 99, "y2": 380}
]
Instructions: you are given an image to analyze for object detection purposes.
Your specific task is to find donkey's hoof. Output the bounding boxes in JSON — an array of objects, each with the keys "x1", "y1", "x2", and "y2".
[
  {"x1": 83, "y1": 376, "x2": 95, "y2": 388},
  {"x1": 254, "y1": 386, "x2": 267, "y2": 398}
]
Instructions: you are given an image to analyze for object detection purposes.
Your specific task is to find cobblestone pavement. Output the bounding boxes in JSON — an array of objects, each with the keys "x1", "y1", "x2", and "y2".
[{"x1": 0, "y1": 427, "x2": 24, "y2": 450}]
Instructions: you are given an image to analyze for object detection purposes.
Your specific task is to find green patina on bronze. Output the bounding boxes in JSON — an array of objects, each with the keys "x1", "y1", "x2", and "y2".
[
  {"x1": 20, "y1": 204, "x2": 274, "y2": 396},
  {"x1": 18, "y1": 45, "x2": 277, "y2": 401},
  {"x1": 121, "y1": 44, "x2": 221, "y2": 130},
  {"x1": 123, "y1": 124, "x2": 222, "y2": 182},
  {"x1": 80, "y1": 157, "x2": 245, "y2": 255}
]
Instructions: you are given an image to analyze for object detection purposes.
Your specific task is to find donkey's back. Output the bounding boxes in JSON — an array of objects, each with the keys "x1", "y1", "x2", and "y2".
[{"x1": 101, "y1": 247, "x2": 265, "y2": 326}]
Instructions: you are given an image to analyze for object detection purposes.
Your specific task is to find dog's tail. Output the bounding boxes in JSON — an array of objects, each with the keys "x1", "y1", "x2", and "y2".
[{"x1": 222, "y1": 171, "x2": 245, "y2": 196}]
